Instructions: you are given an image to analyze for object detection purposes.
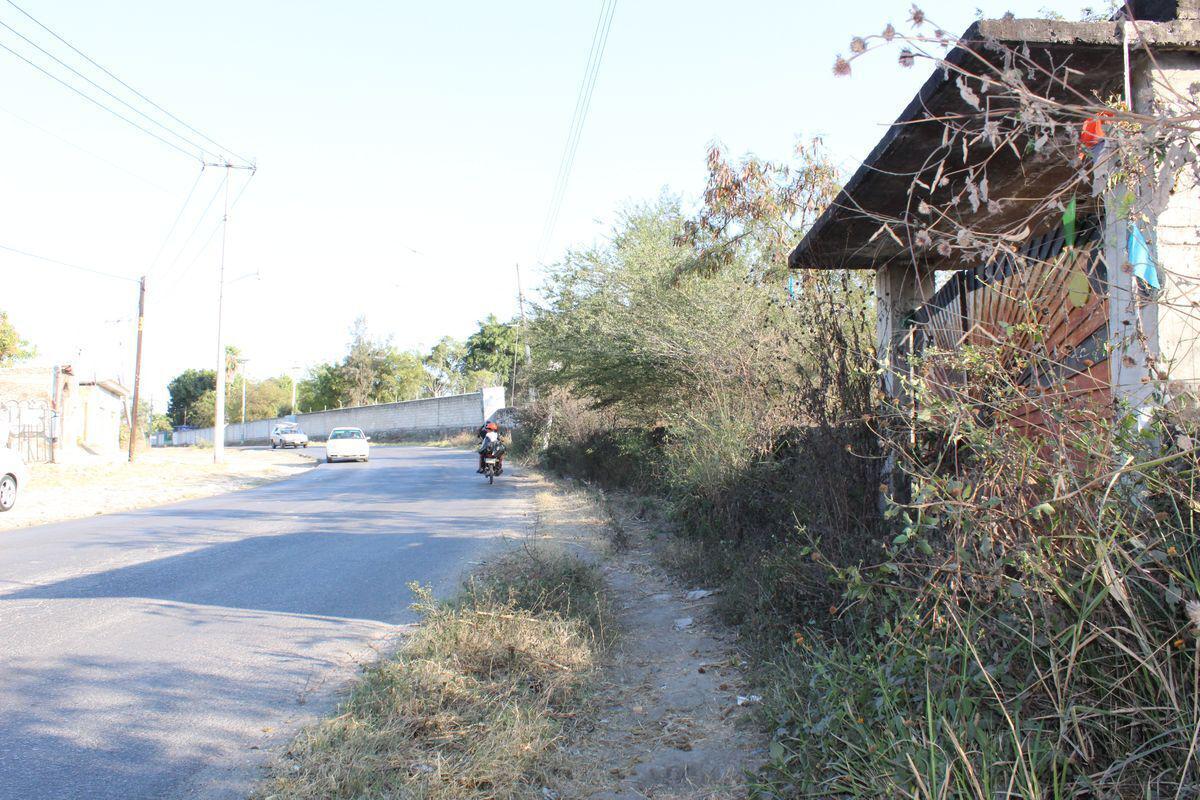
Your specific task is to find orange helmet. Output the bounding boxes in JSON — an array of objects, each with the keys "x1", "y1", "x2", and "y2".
[{"x1": 485, "y1": 421, "x2": 499, "y2": 431}]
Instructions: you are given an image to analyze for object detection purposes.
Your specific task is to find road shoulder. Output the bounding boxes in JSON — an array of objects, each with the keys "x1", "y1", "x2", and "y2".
[
  {"x1": 0, "y1": 447, "x2": 317, "y2": 532},
  {"x1": 530, "y1": 476, "x2": 765, "y2": 799},
  {"x1": 253, "y1": 468, "x2": 764, "y2": 799}
]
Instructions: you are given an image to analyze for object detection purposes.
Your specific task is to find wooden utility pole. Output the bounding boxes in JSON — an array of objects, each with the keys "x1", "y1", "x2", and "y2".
[{"x1": 128, "y1": 275, "x2": 147, "y2": 462}]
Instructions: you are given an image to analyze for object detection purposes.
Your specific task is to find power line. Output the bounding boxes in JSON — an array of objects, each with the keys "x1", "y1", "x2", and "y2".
[
  {"x1": 0, "y1": 38, "x2": 203, "y2": 162},
  {"x1": 161, "y1": 168, "x2": 256, "y2": 296},
  {"x1": 0, "y1": 102, "x2": 173, "y2": 192},
  {"x1": 4, "y1": 0, "x2": 253, "y2": 167},
  {"x1": 156, "y1": 170, "x2": 230, "y2": 288},
  {"x1": 0, "y1": 242, "x2": 138, "y2": 282},
  {"x1": 0, "y1": 17, "x2": 221, "y2": 162},
  {"x1": 147, "y1": 166, "x2": 207, "y2": 276},
  {"x1": 536, "y1": 0, "x2": 618, "y2": 263},
  {"x1": 544, "y1": 0, "x2": 615, "y2": 255},
  {"x1": 536, "y1": 0, "x2": 612, "y2": 261}
]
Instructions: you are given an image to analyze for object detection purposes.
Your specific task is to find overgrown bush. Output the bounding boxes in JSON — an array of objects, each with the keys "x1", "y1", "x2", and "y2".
[{"x1": 516, "y1": 161, "x2": 883, "y2": 645}]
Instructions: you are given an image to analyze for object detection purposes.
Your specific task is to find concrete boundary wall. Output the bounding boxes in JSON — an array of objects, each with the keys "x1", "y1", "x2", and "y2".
[{"x1": 153, "y1": 387, "x2": 506, "y2": 447}]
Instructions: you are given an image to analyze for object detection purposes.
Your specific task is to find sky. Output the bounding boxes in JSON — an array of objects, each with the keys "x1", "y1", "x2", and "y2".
[{"x1": 0, "y1": 0, "x2": 1087, "y2": 410}]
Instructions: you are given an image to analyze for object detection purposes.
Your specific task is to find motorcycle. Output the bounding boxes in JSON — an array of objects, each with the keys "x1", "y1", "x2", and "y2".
[
  {"x1": 480, "y1": 442, "x2": 505, "y2": 485},
  {"x1": 481, "y1": 454, "x2": 501, "y2": 484}
]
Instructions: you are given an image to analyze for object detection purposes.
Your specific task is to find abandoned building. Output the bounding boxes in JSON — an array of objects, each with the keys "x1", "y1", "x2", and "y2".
[
  {"x1": 0, "y1": 364, "x2": 129, "y2": 462},
  {"x1": 790, "y1": 1, "x2": 1200, "y2": 439}
]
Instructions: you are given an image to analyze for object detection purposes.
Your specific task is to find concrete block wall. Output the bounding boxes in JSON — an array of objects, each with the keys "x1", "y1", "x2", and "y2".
[
  {"x1": 152, "y1": 388, "x2": 507, "y2": 446},
  {"x1": 1128, "y1": 50, "x2": 1200, "y2": 420}
]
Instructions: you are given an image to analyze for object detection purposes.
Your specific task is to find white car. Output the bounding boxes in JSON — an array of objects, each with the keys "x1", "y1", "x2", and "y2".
[
  {"x1": 324, "y1": 427, "x2": 369, "y2": 463},
  {"x1": 0, "y1": 446, "x2": 28, "y2": 512},
  {"x1": 271, "y1": 425, "x2": 309, "y2": 449}
]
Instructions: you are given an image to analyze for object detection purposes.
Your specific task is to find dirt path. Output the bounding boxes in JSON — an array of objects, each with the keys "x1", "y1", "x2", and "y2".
[
  {"x1": 530, "y1": 478, "x2": 765, "y2": 799},
  {"x1": 1, "y1": 447, "x2": 315, "y2": 531}
]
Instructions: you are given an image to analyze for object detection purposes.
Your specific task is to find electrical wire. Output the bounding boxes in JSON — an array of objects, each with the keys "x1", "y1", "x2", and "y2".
[
  {"x1": 0, "y1": 242, "x2": 138, "y2": 282},
  {"x1": 547, "y1": 0, "x2": 617, "y2": 241},
  {"x1": 543, "y1": 0, "x2": 615, "y2": 253},
  {"x1": 542, "y1": 2, "x2": 609, "y2": 230},
  {"x1": 536, "y1": 0, "x2": 612, "y2": 261},
  {"x1": 146, "y1": 166, "x2": 207, "y2": 276},
  {"x1": 0, "y1": 17, "x2": 222, "y2": 162},
  {"x1": 161, "y1": 168, "x2": 256, "y2": 297},
  {"x1": 0, "y1": 102, "x2": 173, "y2": 192},
  {"x1": 4, "y1": 0, "x2": 253, "y2": 167},
  {"x1": 0, "y1": 38, "x2": 203, "y2": 162},
  {"x1": 155, "y1": 170, "x2": 230, "y2": 287},
  {"x1": 536, "y1": 0, "x2": 618, "y2": 263}
]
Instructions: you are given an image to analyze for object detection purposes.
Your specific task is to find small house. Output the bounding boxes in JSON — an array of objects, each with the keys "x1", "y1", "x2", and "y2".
[
  {"x1": 790, "y1": 1, "x2": 1200, "y2": 438},
  {"x1": 0, "y1": 365, "x2": 129, "y2": 462}
]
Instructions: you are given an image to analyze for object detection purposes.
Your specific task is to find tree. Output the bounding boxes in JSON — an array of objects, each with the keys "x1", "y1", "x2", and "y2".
[
  {"x1": 0, "y1": 311, "x2": 34, "y2": 365},
  {"x1": 226, "y1": 374, "x2": 293, "y2": 422},
  {"x1": 308, "y1": 317, "x2": 428, "y2": 408},
  {"x1": 423, "y1": 336, "x2": 466, "y2": 396},
  {"x1": 166, "y1": 368, "x2": 215, "y2": 427},
  {"x1": 248, "y1": 376, "x2": 294, "y2": 419},
  {"x1": 377, "y1": 348, "x2": 426, "y2": 402},
  {"x1": 297, "y1": 363, "x2": 346, "y2": 411},
  {"x1": 223, "y1": 344, "x2": 241, "y2": 382},
  {"x1": 343, "y1": 317, "x2": 381, "y2": 407},
  {"x1": 189, "y1": 389, "x2": 216, "y2": 427},
  {"x1": 464, "y1": 315, "x2": 519, "y2": 389}
]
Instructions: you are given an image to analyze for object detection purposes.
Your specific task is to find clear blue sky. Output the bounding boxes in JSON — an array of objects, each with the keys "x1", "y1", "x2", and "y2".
[{"x1": 0, "y1": 0, "x2": 1082, "y2": 407}]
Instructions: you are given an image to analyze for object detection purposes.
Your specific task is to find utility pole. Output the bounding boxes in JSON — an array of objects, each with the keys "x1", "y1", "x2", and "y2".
[
  {"x1": 238, "y1": 357, "x2": 249, "y2": 444},
  {"x1": 213, "y1": 167, "x2": 231, "y2": 463},
  {"x1": 128, "y1": 275, "x2": 147, "y2": 462},
  {"x1": 515, "y1": 263, "x2": 534, "y2": 403},
  {"x1": 207, "y1": 160, "x2": 256, "y2": 462},
  {"x1": 290, "y1": 363, "x2": 300, "y2": 416}
]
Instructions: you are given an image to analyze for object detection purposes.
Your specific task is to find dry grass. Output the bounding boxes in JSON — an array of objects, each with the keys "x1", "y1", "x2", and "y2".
[
  {"x1": 255, "y1": 548, "x2": 610, "y2": 800},
  {"x1": 422, "y1": 430, "x2": 479, "y2": 448},
  {"x1": 463, "y1": 546, "x2": 615, "y2": 650}
]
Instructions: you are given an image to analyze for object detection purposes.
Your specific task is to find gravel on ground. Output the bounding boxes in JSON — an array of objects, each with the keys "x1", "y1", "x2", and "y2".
[{"x1": 0, "y1": 447, "x2": 315, "y2": 532}]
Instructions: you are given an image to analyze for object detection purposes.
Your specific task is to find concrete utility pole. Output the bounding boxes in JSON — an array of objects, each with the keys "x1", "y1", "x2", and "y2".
[
  {"x1": 290, "y1": 363, "x2": 300, "y2": 416},
  {"x1": 206, "y1": 160, "x2": 255, "y2": 461},
  {"x1": 213, "y1": 167, "x2": 231, "y2": 463},
  {"x1": 128, "y1": 275, "x2": 147, "y2": 462}
]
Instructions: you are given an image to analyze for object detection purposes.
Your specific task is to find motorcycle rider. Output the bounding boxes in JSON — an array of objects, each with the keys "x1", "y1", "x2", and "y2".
[{"x1": 477, "y1": 421, "x2": 504, "y2": 474}]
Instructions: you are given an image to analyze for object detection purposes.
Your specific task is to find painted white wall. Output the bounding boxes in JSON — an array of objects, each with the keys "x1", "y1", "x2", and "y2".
[{"x1": 153, "y1": 388, "x2": 506, "y2": 446}]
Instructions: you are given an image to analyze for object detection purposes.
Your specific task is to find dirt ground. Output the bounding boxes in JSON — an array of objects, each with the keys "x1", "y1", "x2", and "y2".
[
  {"x1": 0, "y1": 446, "x2": 316, "y2": 532},
  {"x1": 529, "y1": 477, "x2": 765, "y2": 799}
]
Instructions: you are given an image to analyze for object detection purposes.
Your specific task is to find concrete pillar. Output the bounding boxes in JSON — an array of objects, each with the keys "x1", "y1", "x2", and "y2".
[
  {"x1": 1103, "y1": 199, "x2": 1158, "y2": 424},
  {"x1": 874, "y1": 262, "x2": 935, "y2": 399},
  {"x1": 1120, "y1": 50, "x2": 1200, "y2": 424},
  {"x1": 479, "y1": 386, "x2": 507, "y2": 422}
]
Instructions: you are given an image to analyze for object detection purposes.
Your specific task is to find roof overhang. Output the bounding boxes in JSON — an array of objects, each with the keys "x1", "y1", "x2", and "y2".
[
  {"x1": 81, "y1": 379, "x2": 130, "y2": 397},
  {"x1": 789, "y1": 15, "x2": 1200, "y2": 272}
]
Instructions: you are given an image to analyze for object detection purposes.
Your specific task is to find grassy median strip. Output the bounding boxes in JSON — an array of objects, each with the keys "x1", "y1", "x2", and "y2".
[{"x1": 255, "y1": 548, "x2": 611, "y2": 800}]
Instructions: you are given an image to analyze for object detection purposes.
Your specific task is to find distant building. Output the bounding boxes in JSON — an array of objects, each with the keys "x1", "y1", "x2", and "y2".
[{"x1": 0, "y1": 365, "x2": 129, "y2": 462}]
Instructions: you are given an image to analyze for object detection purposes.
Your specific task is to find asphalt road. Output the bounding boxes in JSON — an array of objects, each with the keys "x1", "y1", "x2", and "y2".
[{"x1": 0, "y1": 445, "x2": 528, "y2": 800}]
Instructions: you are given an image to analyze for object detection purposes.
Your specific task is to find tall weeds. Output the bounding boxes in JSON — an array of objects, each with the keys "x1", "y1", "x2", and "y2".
[{"x1": 757, "y1": 340, "x2": 1200, "y2": 797}]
